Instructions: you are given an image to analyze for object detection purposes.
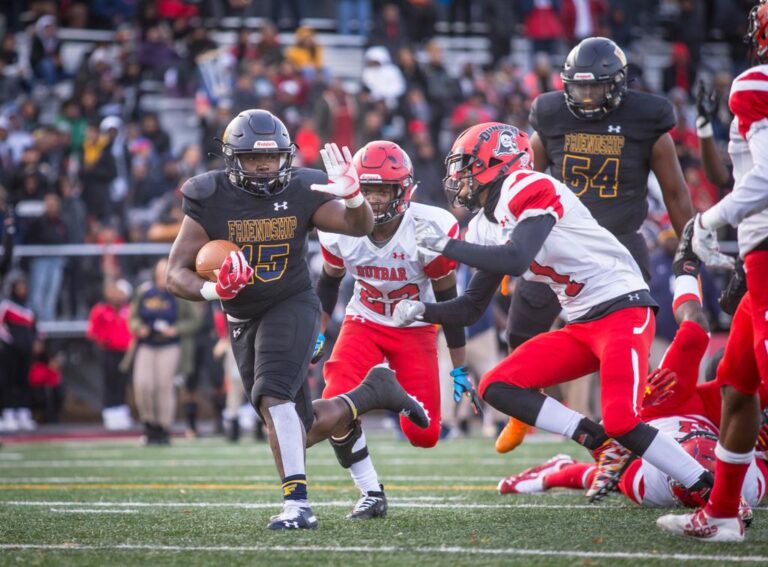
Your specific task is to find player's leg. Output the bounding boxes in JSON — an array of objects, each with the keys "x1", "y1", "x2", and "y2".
[
  {"x1": 590, "y1": 308, "x2": 711, "y2": 496},
  {"x1": 498, "y1": 280, "x2": 561, "y2": 452},
  {"x1": 311, "y1": 318, "x2": 388, "y2": 519},
  {"x1": 479, "y1": 327, "x2": 610, "y2": 452},
  {"x1": 386, "y1": 325, "x2": 441, "y2": 448},
  {"x1": 497, "y1": 454, "x2": 580, "y2": 494},
  {"x1": 230, "y1": 291, "x2": 320, "y2": 529}
]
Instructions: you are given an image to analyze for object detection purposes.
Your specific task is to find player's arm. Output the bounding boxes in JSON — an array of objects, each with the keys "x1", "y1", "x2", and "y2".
[
  {"x1": 310, "y1": 143, "x2": 374, "y2": 236},
  {"x1": 317, "y1": 262, "x2": 345, "y2": 332},
  {"x1": 166, "y1": 216, "x2": 252, "y2": 302},
  {"x1": 700, "y1": 127, "x2": 768, "y2": 230},
  {"x1": 395, "y1": 269, "x2": 503, "y2": 327},
  {"x1": 416, "y1": 215, "x2": 556, "y2": 276},
  {"x1": 430, "y1": 271, "x2": 466, "y2": 366},
  {"x1": 530, "y1": 132, "x2": 550, "y2": 173},
  {"x1": 695, "y1": 81, "x2": 732, "y2": 187},
  {"x1": 650, "y1": 133, "x2": 695, "y2": 235}
]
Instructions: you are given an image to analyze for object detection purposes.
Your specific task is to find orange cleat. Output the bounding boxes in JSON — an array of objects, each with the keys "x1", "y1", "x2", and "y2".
[{"x1": 495, "y1": 417, "x2": 530, "y2": 454}]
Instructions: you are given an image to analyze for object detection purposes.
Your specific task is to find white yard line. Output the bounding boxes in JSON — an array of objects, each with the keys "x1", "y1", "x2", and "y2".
[
  {"x1": 0, "y1": 500, "x2": 627, "y2": 510},
  {"x1": 0, "y1": 543, "x2": 764, "y2": 562},
  {"x1": 0, "y1": 475, "x2": 503, "y2": 483},
  {"x1": 49, "y1": 509, "x2": 139, "y2": 514},
  {"x1": 0, "y1": 458, "x2": 538, "y2": 468}
]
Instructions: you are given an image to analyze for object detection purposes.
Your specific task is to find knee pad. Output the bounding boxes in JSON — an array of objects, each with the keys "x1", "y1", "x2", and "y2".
[{"x1": 329, "y1": 419, "x2": 368, "y2": 468}]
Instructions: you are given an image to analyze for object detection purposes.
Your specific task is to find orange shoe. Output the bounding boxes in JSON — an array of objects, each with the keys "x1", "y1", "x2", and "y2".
[{"x1": 495, "y1": 417, "x2": 530, "y2": 454}]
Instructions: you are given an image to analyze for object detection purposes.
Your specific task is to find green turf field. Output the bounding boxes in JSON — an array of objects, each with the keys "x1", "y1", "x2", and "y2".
[{"x1": 0, "y1": 431, "x2": 765, "y2": 566}]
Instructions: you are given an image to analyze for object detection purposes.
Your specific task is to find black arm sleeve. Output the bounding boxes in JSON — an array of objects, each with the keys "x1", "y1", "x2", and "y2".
[
  {"x1": 422, "y1": 270, "x2": 504, "y2": 327},
  {"x1": 316, "y1": 267, "x2": 343, "y2": 316},
  {"x1": 433, "y1": 284, "x2": 466, "y2": 349},
  {"x1": 442, "y1": 215, "x2": 556, "y2": 275}
]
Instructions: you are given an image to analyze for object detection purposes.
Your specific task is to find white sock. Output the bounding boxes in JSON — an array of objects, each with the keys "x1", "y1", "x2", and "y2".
[
  {"x1": 715, "y1": 442, "x2": 754, "y2": 464},
  {"x1": 642, "y1": 430, "x2": 705, "y2": 488},
  {"x1": 534, "y1": 397, "x2": 584, "y2": 439},
  {"x1": 267, "y1": 402, "x2": 306, "y2": 478},
  {"x1": 349, "y1": 431, "x2": 380, "y2": 493}
]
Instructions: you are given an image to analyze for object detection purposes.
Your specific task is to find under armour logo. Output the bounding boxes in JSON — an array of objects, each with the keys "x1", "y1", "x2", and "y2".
[
  {"x1": 499, "y1": 218, "x2": 508, "y2": 227},
  {"x1": 274, "y1": 201, "x2": 288, "y2": 211},
  {"x1": 284, "y1": 521, "x2": 299, "y2": 529},
  {"x1": 232, "y1": 327, "x2": 243, "y2": 340},
  {"x1": 351, "y1": 314, "x2": 366, "y2": 323},
  {"x1": 608, "y1": 125, "x2": 621, "y2": 133},
  {"x1": 628, "y1": 293, "x2": 640, "y2": 301},
  {"x1": 392, "y1": 252, "x2": 405, "y2": 260}
]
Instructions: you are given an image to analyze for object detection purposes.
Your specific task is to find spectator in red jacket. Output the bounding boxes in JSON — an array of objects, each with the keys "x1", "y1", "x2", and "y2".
[{"x1": 87, "y1": 279, "x2": 133, "y2": 430}]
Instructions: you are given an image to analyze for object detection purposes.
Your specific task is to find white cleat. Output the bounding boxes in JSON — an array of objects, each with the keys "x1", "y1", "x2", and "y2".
[
  {"x1": 497, "y1": 454, "x2": 575, "y2": 495},
  {"x1": 656, "y1": 508, "x2": 745, "y2": 543}
]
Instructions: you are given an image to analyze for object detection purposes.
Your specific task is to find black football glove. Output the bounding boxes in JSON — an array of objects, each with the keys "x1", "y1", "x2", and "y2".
[
  {"x1": 719, "y1": 258, "x2": 747, "y2": 316},
  {"x1": 695, "y1": 80, "x2": 717, "y2": 129}
]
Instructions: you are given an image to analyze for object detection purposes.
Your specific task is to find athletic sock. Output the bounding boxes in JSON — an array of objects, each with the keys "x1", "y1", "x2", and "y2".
[
  {"x1": 268, "y1": 403, "x2": 309, "y2": 503},
  {"x1": 705, "y1": 444, "x2": 753, "y2": 518},
  {"x1": 347, "y1": 430, "x2": 380, "y2": 493}
]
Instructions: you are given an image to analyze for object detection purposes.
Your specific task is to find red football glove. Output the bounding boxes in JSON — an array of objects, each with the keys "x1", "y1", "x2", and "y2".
[
  {"x1": 642, "y1": 368, "x2": 677, "y2": 408},
  {"x1": 214, "y1": 251, "x2": 253, "y2": 300}
]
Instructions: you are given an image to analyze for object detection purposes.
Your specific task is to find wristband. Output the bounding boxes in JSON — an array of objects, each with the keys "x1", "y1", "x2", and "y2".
[
  {"x1": 695, "y1": 116, "x2": 713, "y2": 138},
  {"x1": 201, "y1": 281, "x2": 220, "y2": 301},
  {"x1": 345, "y1": 192, "x2": 365, "y2": 208}
]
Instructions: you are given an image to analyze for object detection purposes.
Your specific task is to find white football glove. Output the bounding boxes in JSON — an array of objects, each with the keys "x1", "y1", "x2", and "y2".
[
  {"x1": 393, "y1": 299, "x2": 425, "y2": 327},
  {"x1": 310, "y1": 143, "x2": 360, "y2": 200},
  {"x1": 691, "y1": 213, "x2": 735, "y2": 270},
  {"x1": 414, "y1": 217, "x2": 449, "y2": 253}
]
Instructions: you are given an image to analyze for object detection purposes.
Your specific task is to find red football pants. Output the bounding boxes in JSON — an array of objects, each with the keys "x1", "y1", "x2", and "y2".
[
  {"x1": 479, "y1": 307, "x2": 655, "y2": 437},
  {"x1": 322, "y1": 317, "x2": 441, "y2": 448},
  {"x1": 716, "y1": 250, "x2": 768, "y2": 395}
]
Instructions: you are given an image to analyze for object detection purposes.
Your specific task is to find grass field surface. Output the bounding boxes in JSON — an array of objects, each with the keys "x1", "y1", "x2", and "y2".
[{"x1": 0, "y1": 431, "x2": 766, "y2": 566}]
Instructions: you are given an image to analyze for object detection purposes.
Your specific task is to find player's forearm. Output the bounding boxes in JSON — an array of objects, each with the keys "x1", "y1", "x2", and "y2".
[
  {"x1": 341, "y1": 200, "x2": 374, "y2": 236},
  {"x1": 698, "y1": 136, "x2": 732, "y2": 187},
  {"x1": 442, "y1": 216, "x2": 554, "y2": 275},
  {"x1": 316, "y1": 268, "x2": 342, "y2": 318},
  {"x1": 448, "y1": 346, "x2": 466, "y2": 369},
  {"x1": 661, "y1": 184, "x2": 695, "y2": 236},
  {"x1": 434, "y1": 281, "x2": 466, "y2": 349},
  {"x1": 166, "y1": 267, "x2": 208, "y2": 301},
  {"x1": 422, "y1": 271, "x2": 502, "y2": 326},
  {"x1": 700, "y1": 165, "x2": 768, "y2": 230}
]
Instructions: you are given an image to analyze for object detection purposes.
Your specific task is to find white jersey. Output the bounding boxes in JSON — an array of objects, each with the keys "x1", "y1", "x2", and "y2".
[
  {"x1": 318, "y1": 203, "x2": 458, "y2": 327},
  {"x1": 632, "y1": 415, "x2": 766, "y2": 507},
  {"x1": 708, "y1": 64, "x2": 768, "y2": 256},
  {"x1": 475, "y1": 169, "x2": 647, "y2": 321}
]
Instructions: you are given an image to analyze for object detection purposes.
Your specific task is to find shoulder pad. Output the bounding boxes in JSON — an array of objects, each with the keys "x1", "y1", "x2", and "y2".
[
  {"x1": 181, "y1": 171, "x2": 220, "y2": 200},
  {"x1": 625, "y1": 91, "x2": 675, "y2": 132},
  {"x1": 530, "y1": 92, "x2": 565, "y2": 131},
  {"x1": 291, "y1": 167, "x2": 328, "y2": 190}
]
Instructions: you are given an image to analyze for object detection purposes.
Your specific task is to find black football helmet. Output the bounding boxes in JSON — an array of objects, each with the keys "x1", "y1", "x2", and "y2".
[
  {"x1": 221, "y1": 109, "x2": 296, "y2": 197},
  {"x1": 561, "y1": 37, "x2": 628, "y2": 121}
]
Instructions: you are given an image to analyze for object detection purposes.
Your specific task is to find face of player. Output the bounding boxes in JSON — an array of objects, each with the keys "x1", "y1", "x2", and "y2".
[
  {"x1": 568, "y1": 82, "x2": 610, "y2": 111},
  {"x1": 237, "y1": 152, "x2": 281, "y2": 174},
  {"x1": 361, "y1": 183, "x2": 398, "y2": 219}
]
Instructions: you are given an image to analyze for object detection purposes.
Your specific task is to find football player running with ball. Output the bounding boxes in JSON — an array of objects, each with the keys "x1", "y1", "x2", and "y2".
[
  {"x1": 315, "y1": 140, "x2": 475, "y2": 519},
  {"x1": 393, "y1": 122, "x2": 714, "y2": 503},
  {"x1": 166, "y1": 110, "x2": 429, "y2": 530}
]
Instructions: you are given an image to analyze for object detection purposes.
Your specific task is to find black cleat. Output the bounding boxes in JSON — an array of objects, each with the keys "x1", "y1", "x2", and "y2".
[
  {"x1": 672, "y1": 218, "x2": 702, "y2": 278},
  {"x1": 267, "y1": 502, "x2": 319, "y2": 530},
  {"x1": 347, "y1": 485, "x2": 388, "y2": 520},
  {"x1": 345, "y1": 367, "x2": 430, "y2": 428}
]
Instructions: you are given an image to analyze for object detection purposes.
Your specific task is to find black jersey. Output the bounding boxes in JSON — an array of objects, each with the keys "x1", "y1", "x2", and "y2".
[
  {"x1": 530, "y1": 90, "x2": 675, "y2": 235},
  {"x1": 182, "y1": 168, "x2": 334, "y2": 319}
]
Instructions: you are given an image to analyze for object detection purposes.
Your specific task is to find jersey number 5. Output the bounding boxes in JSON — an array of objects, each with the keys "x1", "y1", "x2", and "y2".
[
  {"x1": 241, "y1": 243, "x2": 290, "y2": 283},
  {"x1": 358, "y1": 281, "x2": 420, "y2": 316},
  {"x1": 563, "y1": 155, "x2": 619, "y2": 198}
]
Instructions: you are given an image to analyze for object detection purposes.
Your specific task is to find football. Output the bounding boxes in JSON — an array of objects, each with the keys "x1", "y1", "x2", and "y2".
[{"x1": 195, "y1": 240, "x2": 242, "y2": 282}]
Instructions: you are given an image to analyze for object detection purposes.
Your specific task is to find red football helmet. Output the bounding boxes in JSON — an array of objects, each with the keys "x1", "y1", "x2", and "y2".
[
  {"x1": 353, "y1": 140, "x2": 415, "y2": 224},
  {"x1": 747, "y1": 1, "x2": 768, "y2": 62},
  {"x1": 670, "y1": 432, "x2": 717, "y2": 508},
  {"x1": 444, "y1": 122, "x2": 533, "y2": 211}
]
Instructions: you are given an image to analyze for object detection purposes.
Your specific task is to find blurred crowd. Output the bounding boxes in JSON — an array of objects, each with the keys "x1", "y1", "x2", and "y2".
[{"x1": 0, "y1": 0, "x2": 754, "y2": 436}]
